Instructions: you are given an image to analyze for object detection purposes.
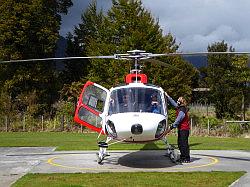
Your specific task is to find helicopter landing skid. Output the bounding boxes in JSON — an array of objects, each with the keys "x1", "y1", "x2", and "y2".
[
  {"x1": 166, "y1": 145, "x2": 180, "y2": 163},
  {"x1": 96, "y1": 145, "x2": 110, "y2": 164},
  {"x1": 162, "y1": 137, "x2": 180, "y2": 163},
  {"x1": 96, "y1": 137, "x2": 126, "y2": 164}
]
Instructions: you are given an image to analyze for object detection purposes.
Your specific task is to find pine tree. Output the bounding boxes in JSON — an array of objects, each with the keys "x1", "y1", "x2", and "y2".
[
  {"x1": 67, "y1": 0, "x2": 198, "y2": 101},
  {"x1": 63, "y1": 0, "x2": 104, "y2": 84},
  {"x1": 207, "y1": 41, "x2": 240, "y2": 118},
  {"x1": 231, "y1": 55, "x2": 250, "y2": 120}
]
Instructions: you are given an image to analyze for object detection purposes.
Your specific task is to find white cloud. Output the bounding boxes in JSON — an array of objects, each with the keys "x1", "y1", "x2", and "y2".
[
  {"x1": 142, "y1": 0, "x2": 250, "y2": 51},
  {"x1": 179, "y1": 25, "x2": 240, "y2": 51}
]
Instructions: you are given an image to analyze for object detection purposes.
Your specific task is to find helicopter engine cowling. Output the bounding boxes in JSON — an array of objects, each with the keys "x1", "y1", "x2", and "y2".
[{"x1": 125, "y1": 73, "x2": 147, "y2": 84}]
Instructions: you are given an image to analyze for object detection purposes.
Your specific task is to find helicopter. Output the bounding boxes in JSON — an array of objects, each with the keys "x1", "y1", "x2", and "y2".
[
  {"x1": 72, "y1": 49, "x2": 250, "y2": 164},
  {"x1": 1, "y1": 50, "x2": 249, "y2": 164},
  {"x1": 74, "y1": 50, "x2": 174, "y2": 164}
]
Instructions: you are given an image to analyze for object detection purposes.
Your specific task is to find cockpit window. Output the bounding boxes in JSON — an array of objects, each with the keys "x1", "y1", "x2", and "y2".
[{"x1": 108, "y1": 87, "x2": 163, "y2": 115}]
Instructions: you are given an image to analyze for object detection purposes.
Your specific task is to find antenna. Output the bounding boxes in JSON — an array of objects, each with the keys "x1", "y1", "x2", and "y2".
[{"x1": 135, "y1": 58, "x2": 138, "y2": 82}]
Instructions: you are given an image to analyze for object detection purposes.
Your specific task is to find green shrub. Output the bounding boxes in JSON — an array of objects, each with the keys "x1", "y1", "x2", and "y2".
[{"x1": 227, "y1": 123, "x2": 244, "y2": 137}]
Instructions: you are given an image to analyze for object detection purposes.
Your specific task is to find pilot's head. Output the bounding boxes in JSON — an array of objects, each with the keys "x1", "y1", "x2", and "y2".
[
  {"x1": 151, "y1": 95, "x2": 157, "y2": 101},
  {"x1": 123, "y1": 95, "x2": 129, "y2": 103},
  {"x1": 151, "y1": 93, "x2": 158, "y2": 101}
]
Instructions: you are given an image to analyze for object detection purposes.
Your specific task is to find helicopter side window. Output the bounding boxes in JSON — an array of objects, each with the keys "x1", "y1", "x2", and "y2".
[
  {"x1": 87, "y1": 95, "x2": 105, "y2": 112},
  {"x1": 78, "y1": 107, "x2": 102, "y2": 128},
  {"x1": 82, "y1": 85, "x2": 107, "y2": 113},
  {"x1": 88, "y1": 95, "x2": 98, "y2": 108}
]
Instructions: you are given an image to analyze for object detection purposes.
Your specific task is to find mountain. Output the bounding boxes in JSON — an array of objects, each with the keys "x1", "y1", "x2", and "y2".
[
  {"x1": 55, "y1": 36, "x2": 68, "y2": 70},
  {"x1": 55, "y1": 36, "x2": 67, "y2": 57},
  {"x1": 183, "y1": 56, "x2": 208, "y2": 68}
]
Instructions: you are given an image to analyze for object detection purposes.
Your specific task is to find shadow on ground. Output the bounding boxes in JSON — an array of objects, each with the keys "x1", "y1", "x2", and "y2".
[{"x1": 118, "y1": 150, "x2": 177, "y2": 168}]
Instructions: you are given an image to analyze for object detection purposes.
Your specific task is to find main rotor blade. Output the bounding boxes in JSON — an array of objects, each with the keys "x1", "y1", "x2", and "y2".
[
  {"x1": 151, "y1": 51, "x2": 250, "y2": 57},
  {"x1": 1, "y1": 51, "x2": 249, "y2": 64},
  {"x1": 0, "y1": 55, "x2": 116, "y2": 64}
]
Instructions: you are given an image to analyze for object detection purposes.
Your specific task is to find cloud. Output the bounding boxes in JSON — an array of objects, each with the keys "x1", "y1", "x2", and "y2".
[
  {"x1": 60, "y1": 0, "x2": 250, "y2": 52},
  {"x1": 180, "y1": 25, "x2": 240, "y2": 51},
  {"x1": 142, "y1": 0, "x2": 250, "y2": 51}
]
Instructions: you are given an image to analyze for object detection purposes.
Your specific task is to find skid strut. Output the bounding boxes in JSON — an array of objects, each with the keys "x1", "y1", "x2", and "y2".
[{"x1": 162, "y1": 136, "x2": 180, "y2": 163}]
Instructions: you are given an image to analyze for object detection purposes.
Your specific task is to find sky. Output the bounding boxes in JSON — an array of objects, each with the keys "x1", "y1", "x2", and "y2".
[{"x1": 60, "y1": 0, "x2": 250, "y2": 52}]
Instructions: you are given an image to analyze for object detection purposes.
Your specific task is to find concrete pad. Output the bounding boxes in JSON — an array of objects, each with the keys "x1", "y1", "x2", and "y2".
[
  {"x1": 1, "y1": 148, "x2": 250, "y2": 186},
  {"x1": 0, "y1": 147, "x2": 56, "y2": 187}
]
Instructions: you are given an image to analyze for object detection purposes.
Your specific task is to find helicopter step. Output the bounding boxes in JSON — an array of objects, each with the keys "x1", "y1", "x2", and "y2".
[
  {"x1": 96, "y1": 136, "x2": 113, "y2": 164},
  {"x1": 98, "y1": 141, "x2": 109, "y2": 148}
]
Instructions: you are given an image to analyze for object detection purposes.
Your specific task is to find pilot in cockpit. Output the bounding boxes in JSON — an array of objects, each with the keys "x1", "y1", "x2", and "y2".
[
  {"x1": 120, "y1": 94, "x2": 129, "y2": 112},
  {"x1": 149, "y1": 94, "x2": 161, "y2": 114}
]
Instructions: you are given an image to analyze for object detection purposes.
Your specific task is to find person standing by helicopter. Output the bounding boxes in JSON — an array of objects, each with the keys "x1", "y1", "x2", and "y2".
[{"x1": 165, "y1": 93, "x2": 190, "y2": 163}]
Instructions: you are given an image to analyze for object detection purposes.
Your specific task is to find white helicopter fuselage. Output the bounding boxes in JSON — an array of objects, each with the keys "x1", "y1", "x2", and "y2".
[
  {"x1": 106, "y1": 113, "x2": 166, "y2": 142},
  {"x1": 102, "y1": 83, "x2": 168, "y2": 143}
]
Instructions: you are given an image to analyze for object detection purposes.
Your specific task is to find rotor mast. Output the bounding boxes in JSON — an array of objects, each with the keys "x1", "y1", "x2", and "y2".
[{"x1": 119, "y1": 50, "x2": 148, "y2": 84}]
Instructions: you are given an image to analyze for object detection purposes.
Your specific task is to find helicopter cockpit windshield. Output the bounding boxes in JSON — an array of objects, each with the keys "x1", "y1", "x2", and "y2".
[{"x1": 108, "y1": 87, "x2": 164, "y2": 115}]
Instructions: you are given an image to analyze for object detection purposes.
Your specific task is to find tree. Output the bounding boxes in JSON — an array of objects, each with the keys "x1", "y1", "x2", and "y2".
[
  {"x1": 63, "y1": 1, "x2": 103, "y2": 84},
  {"x1": 206, "y1": 41, "x2": 243, "y2": 119},
  {"x1": 87, "y1": 0, "x2": 179, "y2": 87},
  {"x1": 68, "y1": 0, "x2": 198, "y2": 102},
  {"x1": 0, "y1": 0, "x2": 73, "y2": 117},
  {"x1": 0, "y1": 0, "x2": 73, "y2": 60},
  {"x1": 231, "y1": 55, "x2": 250, "y2": 120}
]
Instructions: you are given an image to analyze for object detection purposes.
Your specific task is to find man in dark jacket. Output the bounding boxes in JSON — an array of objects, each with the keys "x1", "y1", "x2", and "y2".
[{"x1": 165, "y1": 93, "x2": 190, "y2": 163}]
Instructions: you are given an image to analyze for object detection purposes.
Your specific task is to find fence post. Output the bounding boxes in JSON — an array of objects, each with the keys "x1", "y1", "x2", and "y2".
[
  {"x1": 5, "y1": 116, "x2": 8, "y2": 132},
  {"x1": 41, "y1": 115, "x2": 44, "y2": 131},
  {"x1": 23, "y1": 115, "x2": 26, "y2": 132},
  {"x1": 53, "y1": 117, "x2": 56, "y2": 131},
  {"x1": 61, "y1": 115, "x2": 64, "y2": 132},
  {"x1": 190, "y1": 117, "x2": 193, "y2": 136},
  {"x1": 207, "y1": 118, "x2": 210, "y2": 135}
]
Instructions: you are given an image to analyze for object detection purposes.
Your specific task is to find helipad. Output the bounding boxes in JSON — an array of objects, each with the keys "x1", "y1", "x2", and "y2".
[
  {"x1": 1, "y1": 148, "x2": 250, "y2": 186},
  {"x1": 46, "y1": 150, "x2": 219, "y2": 172}
]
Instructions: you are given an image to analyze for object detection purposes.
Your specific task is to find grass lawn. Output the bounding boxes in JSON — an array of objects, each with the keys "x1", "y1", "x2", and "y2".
[
  {"x1": 0, "y1": 132, "x2": 250, "y2": 150},
  {"x1": 12, "y1": 172, "x2": 245, "y2": 187}
]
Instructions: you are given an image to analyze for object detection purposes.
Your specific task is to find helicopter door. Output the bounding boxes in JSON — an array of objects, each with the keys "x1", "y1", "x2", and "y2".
[{"x1": 74, "y1": 81, "x2": 109, "y2": 133}]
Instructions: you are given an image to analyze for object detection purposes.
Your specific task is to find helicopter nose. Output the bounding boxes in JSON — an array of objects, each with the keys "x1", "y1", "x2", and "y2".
[{"x1": 131, "y1": 124, "x2": 143, "y2": 135}]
